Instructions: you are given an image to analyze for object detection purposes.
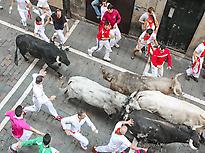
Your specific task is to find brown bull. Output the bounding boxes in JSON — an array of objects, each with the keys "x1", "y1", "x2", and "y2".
[{"x1": 101, "y1": 69, "x2": 183, "y2": 96}]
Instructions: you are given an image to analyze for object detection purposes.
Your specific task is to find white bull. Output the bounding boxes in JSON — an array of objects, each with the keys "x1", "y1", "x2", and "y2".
[
  {"x1": 63, "y1": 76, "x2": 127, "y2": 115},
  {"x1": 129, "y1": 90, "x2": 205, "y2": 133}
]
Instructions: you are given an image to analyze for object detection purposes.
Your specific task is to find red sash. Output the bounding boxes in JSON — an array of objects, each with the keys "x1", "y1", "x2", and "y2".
[
  {"x1": 25, "y1": 1, "x2": 31, "y2": 19},
  {"x1": 136, "y1": 149, "x2": 147, "y2": 153},
  {"x1": 115, "y1": 128, "x2": 123, "y2": 135}
]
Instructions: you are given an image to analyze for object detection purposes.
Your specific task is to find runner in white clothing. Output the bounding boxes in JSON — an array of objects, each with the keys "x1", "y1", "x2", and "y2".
[
  {"x1": 92, "y1": 119, "x2": 148, "y2": 153},
  {"x1": 10, "y1": 0, "x2": 32, "y2": 27},
  {"x1": 186, "y1": 42, "x2": 205, "y2": 82},
  {"x1": 139, "y1": 7, "x2": 157, "y2": 31},
  {"x1": 61, "y1": 111, "x2": 98, "y2": 150},
  {"x1": 37, "y1": 0, "x2": 51, "y2": 15},
  {"x1": 133, "y1": 29, "x2": 158, "y2": 57},
  {"x1": 23, "y1": 69, "x2": 63, "y2": 121},
  {"x1": 34, "y1": 13, "x2": 50, "y2": 42},
  {"x1": 100, "y1": 0, "x2": 110, "y2": 20}
]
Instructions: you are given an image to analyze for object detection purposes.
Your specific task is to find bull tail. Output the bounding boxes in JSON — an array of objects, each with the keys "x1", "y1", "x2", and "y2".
[{"x1": 14, "y1": 47, "x2": 19, "y2": 66}]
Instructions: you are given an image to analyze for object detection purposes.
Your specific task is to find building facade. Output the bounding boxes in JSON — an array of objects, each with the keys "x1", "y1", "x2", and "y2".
[{"x1": 51, "y1": 0, "x2": 205, "y2": 57}]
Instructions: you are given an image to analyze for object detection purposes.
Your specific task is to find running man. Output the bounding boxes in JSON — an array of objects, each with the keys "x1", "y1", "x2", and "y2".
[
  {"x1": 146, "y1": 44, "x2": 172, "y2": 77},
  {"x1": 61, "y1": 111, "x2": 98, "y2": 150},
  {"x1": 34, "y1": 13, "x2": 50, "y2": 42},
  {"x1": 17, "y1": 133, "x2": 59, "y2": 153},
  {"x1": 185, "y1": 41, "x2": 205, "y2": 82},
  {"x1": 6, "y1": 105, "x2": 45, "y2": 153},
  {"x1": 49, "y1": 9, "x2": 69, "y2": 48},
  {"x1": 92, "y1": 119, "x2": 148, "y2": 153},
  {"x1": 9, "y1": 0, "x2": 32, "y2": 27},
  {"x1": 88, "y1": 20, "x2": 112, "y2": 62},
  {"x1": 101, "y1": 4, "x2": 121, "y2": 48},
  {"x1": 133, "y1": 28, "x2": 158, "y2": 57},
  {"x1": 23, "y1": 69, "x2": 63, "y2": 121}
]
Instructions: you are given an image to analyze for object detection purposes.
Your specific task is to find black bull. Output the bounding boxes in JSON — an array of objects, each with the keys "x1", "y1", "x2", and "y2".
[
  {"x1": 119, "y1": 109, "x2": 201, "y2": 150},
  {"x1": 14, "y1": 34, "x2": 70, "y2": 77}
]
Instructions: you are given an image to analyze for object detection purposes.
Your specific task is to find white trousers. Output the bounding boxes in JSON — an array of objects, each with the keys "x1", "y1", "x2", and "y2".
[
  {"x1": 12, "y1": 130, "x2": 33, "y2": 150},
  {"x1": 96, "y1": 143, "x2": 128, "y2": 152},
  {"x1": 90, "y1": 39, "x2": 112, "y2": 58},
  {"x1": 151, "y1": 63, "x2": 163, "y2": 77},
  {"x1": 53, "y1": 30, "x2": 66, "y2": 44},
  {"x1": 63, "y1": 124, "x2": 89, "y2": 149},
  {"x1": 18, "y1": 9, "x2": 28, "y2": 26},
  {"x1": 24, "y1": 97, "x2": 58, "y2": 117},
  {"x1": 186, "y1": 56, "x2": 204, "y2": 78},
  {"x1": 70, "y1": 131, "x2": 89, "y2": 148},
  {"x1": 38, "y1": 31, "x2": 50, "y2": 43},
  {"x1": 110, "y1": 25, "x2": 121, "y2": 47}
]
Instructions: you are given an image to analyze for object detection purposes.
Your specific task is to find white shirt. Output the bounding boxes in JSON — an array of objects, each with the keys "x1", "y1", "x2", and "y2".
[
  {"x1": 107, "y1": 122, "x2": 131, "y2": 151},
  {"x1": 37, "y1": 0, "x2": 49, "y2": 7},
  {"x1": 195, "y1": 43, "x2": 205, "y2": 56},
  {"x1": 34, "y1": 14, "x2": 46, "y2": 34},
  {"x1": 16, "y1": 0, "x2": 30, "y2": 11},
  {"x1": 61, "y1": 114, "x2": 96, "y2": 132},
  {"x1": 100, "y1": 3, "x2": 110, "y2": 20},
  {"x1": 139, "y1": 12, "x2": 157, "y2": 23},
  {"x1": 139, "y1": 30, "x2": 156, "y2": 45},
  {"x1": 32, "y1": 73, "x2": 49, "y2": 104}
]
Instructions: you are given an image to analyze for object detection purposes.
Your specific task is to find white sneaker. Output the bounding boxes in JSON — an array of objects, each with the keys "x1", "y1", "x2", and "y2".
[
  {"x1": 88, "y1": 49, "x2": 93, "y2": 57},
  {"x1": 114, "y1": 44, "x2": 120, "y2": 48},
  {"x1": 103, "y1": 56, "x2": 111, "y2": 62},
  {"x1": 81, "y1": 145, "x2": 87, "y2": 150}
]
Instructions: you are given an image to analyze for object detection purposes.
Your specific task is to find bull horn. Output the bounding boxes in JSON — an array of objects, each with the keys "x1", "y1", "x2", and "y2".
[
  {"x1": 189, "y1": 139, "x2": 198, "y2": 150},
  {"x1": 56, "y1": 56, "x2": 61, "y2": 64},
  {"x1": 130, "y1": 90, "x2": 140, "y2": 99},
  {"x1": 173, "y1": 86, "x2": 179, "y2": 96},
  {"x1": 174, "y1": 73, "x2": 184, "y2": 80}
]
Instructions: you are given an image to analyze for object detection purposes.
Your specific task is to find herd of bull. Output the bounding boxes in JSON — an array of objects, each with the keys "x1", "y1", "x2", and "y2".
[{"x1": 14, "y1": 34, "x2": 205, "y2": 151}]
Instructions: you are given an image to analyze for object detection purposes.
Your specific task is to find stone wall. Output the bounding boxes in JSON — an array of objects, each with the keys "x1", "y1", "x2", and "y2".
[
  {"x1": 48, "y1": 0, "x2": 63, "y2": 9},
  {"x1": 70, "y1": 0, "x2": 86, "y2": 19},
  {"x1": 129, "y1": 0, "x2": 166, "y2": 37},
  {"x1": 186, "y1": 12, "x2": 205, "y2": 57}
]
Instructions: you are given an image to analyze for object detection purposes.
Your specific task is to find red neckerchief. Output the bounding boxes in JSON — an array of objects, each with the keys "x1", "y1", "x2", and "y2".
[
  {"x1": 147, "y1": 15, "x2": 154, "y2": 29},
  {"x1": 144, "y1": 34, "x2": 150, "y2": 41},
  {"x1": 200, "y1": 42, "x2": 205, "y2": 57},
  {"x1": 35, "y1": 21, "x2": 42, "y2": 25},
  {"x1": 115, "y1": 128, "x2": 123, "y2": 135}
]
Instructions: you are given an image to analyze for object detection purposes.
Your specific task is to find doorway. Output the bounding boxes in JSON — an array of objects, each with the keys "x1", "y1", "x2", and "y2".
[{"x1": 157, "y1": 0, "x2": 205, "y2": 53}]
